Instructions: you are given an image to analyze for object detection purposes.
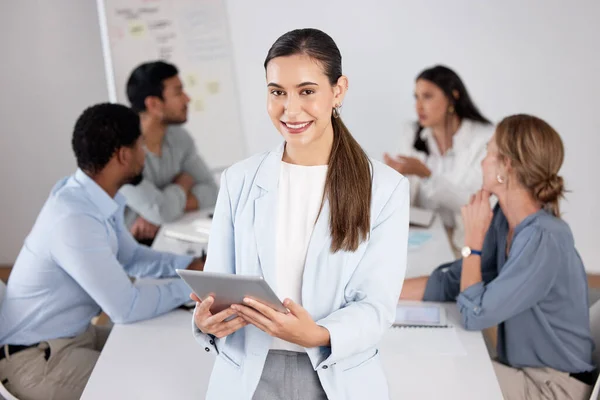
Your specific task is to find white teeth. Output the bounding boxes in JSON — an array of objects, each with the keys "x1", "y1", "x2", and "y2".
[{"x1": 286, "y1": 122, "x2": 310, "y2": 129}]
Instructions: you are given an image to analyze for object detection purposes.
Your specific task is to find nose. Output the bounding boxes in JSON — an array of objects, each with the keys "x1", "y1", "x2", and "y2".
[
  {"x1": 184, "y1": 92, "x2": 191, "y2": 104},
  {"x1": 415, "y1": 98, "x2": 423, "y2": 112},
  {"x1": 285, "y1": 94, "x2": 301, "y2": 117}
]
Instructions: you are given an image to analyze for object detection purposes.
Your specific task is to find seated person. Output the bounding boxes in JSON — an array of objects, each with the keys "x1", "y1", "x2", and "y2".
[
  {"x1": 384, "y1": 65, "x2": 494, "y2": 247},
  {"x1": 400, "y1": 114, "x2": 595, "y2": 400},
  {"x1": 0, "y1": 103, "x2": 203, "y2": 400},
  {"x1": 121, "y1": 61, "x2": 218, "y2": 243}
]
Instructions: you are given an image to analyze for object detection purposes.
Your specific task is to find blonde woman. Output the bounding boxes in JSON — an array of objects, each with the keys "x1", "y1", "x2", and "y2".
[{"x1": 401, "y1": 114, "x2": 596, "y2": 399}]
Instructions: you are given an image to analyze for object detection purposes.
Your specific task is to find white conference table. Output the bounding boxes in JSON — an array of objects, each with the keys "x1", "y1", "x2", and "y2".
[
  {"x1": 152, "y1": 208, "x2": 455, "y2": 279},
  {"x1": 82, "y1": 212, "x2": 503, "y2": 399},
  {"x1": 82, "y1": 303, "x2": 501, "y2": 399}
]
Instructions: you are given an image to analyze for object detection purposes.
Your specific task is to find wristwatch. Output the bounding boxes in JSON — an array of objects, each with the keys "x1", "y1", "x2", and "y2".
[{"x1": 461, "y1": 246, "x2": 482, "y2": 258}]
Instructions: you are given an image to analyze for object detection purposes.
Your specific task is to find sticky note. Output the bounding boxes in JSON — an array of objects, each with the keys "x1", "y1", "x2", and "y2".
[
  {"x1": 206, "y1": 81, "x2": 220, "y2": 94},
  {"x1": 186, "y1": 74, "x2": 198, "y2": 88},
  {"x1": 194, "y1": 98, "x2": 204, "y2": 112},
  {"x1": 129, "y1": 21, "x2": 146, "y2": 37}
]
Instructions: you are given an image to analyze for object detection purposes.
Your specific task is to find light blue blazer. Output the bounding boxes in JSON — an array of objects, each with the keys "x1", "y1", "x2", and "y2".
[{"x1": 193, "y1": 144, "x2": 409, "y2": 400}]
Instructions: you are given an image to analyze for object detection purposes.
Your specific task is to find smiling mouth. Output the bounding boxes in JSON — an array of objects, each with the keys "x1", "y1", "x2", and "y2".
[{"x1": 280, "y1": 121, "x2": 313, "y2": 134}]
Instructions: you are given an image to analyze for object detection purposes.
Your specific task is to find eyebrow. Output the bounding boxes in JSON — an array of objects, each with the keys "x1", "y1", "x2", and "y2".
[{"x1": 267, "y1": 82, "x2": 319, "y2": 89}]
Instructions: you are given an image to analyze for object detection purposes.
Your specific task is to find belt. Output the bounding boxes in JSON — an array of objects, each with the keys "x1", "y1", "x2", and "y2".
[
  {"x1": 570, "y1": 369, "x2": 598, "y2": 386},
  {"x1": 0, "y1": 344, "x2": 40, "y2": 361}
]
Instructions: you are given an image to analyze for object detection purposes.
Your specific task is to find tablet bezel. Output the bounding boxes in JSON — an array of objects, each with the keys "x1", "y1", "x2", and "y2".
[{"x1": 176, "y1": 269, "x2": 288, "y2": 314}]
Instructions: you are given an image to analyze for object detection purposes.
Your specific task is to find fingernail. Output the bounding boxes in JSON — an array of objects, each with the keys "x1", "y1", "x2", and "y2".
[{"x1": 243, "y1": 298, "x2": 251, "y2": 303}]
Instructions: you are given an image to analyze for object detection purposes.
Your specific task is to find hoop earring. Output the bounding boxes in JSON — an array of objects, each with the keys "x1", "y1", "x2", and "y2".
[
  {"x1": 332, "y1": 104, "x2": 342, "y2": 119},
  {"x1": 496, "y1": 174, "x2": 505, "y2": 184}
]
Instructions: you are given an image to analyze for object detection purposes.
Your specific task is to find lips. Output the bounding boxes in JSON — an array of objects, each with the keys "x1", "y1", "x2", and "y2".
[{"x1": 280, "y1": 121, "x2": 313, "y2": 134}]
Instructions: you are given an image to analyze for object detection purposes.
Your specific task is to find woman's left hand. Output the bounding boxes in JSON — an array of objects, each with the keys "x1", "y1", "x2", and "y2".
[
  {"x1": 383, "y1": 153, "x2": 431, "y2": 178},
  {"x1": 232, "y1": 298, "x2": 330, "y2": 348},
  {"x1": 461, "y1": 189, "x2": 493, "y2": 250}
]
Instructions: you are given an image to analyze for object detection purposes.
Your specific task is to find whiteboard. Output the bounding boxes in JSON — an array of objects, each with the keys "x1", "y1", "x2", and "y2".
[{"x1": 97, "y1": 0, "x2": 246, "y2": 170}]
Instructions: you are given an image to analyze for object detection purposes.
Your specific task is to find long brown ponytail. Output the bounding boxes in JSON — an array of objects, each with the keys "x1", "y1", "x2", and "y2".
[{"x1": 265, "y1": 28, "x2": 372, "y2": 252}]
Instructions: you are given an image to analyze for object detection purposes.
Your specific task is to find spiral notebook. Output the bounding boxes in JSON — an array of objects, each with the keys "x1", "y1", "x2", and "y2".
[
  {"x1": 393, "y1": 303, "x2": 449, "y2": 328},
  {"x1": 386, "y1": 303, "x2": 467, "y2": 356}
]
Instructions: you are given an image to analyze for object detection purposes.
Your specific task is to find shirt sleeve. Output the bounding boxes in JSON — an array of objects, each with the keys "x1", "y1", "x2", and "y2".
[
  {"x1": 313, "y1": 177, "x2": 409, "y2": 368},
  {"x1": 114, "y1": 209, "x2": 193, "y2": 278},
  {"x1": 424, "y1": 208, "x2": 500, "y2": 302},
  {"x1": 419, "y1": 140, "x2": 489, "y2": 212},
  {"x1": 423, "y1": 260, "x2": 463, "y2": 302},
  {"x1": 179, "y1": 131, "x2": 219, "y2": 209},
  {"x1": 51, "y1": 213, "x2": 191, "y2": 324},
  {"x1": 457, "y1": 226, "x2": 560, "y2": 331},
  {"x1": 119, "y1": 178, "x2": 187, "y2": 225}
]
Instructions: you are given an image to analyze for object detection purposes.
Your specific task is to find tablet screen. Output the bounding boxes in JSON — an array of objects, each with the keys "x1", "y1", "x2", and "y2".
[{"x1": 395, "y1": 305, "x2": 440, "y2": 325}]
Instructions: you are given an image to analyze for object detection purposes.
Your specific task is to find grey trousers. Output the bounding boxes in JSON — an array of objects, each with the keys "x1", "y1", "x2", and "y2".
[
  {"x1": 253, "y1": 350, "x2": 328, "y2": 400},
  {"x1": 0, "y1": 324, "x2": 111, "y2": 400}
]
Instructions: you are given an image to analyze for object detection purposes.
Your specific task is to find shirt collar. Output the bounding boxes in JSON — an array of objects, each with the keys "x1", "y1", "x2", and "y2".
[
  {"x1": 420, "y1": 119, "x2": 476, "y2": 155},
  {"x1": 74, "y1": 169, "x2": 124, "y2": 219}
]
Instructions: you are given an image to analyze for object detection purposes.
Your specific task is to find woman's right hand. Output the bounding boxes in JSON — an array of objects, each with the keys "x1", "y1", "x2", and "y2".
[{"x1": 191, "y1": 293, "x2": 248, "y2": 338}]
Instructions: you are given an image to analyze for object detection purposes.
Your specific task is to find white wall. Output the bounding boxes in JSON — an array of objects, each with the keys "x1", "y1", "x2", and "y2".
[
  {"x1": 225, "y1": 0, "x2": 600, "y2": 272},
  {"x1": 2, "y1": 1, "x2": 600, "y2": 272},
  {"x1": 0, "y1": 1, "x2": 108, "y2": 263}
]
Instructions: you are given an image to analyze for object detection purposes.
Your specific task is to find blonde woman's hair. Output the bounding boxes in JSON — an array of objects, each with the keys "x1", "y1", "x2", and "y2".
[{"x1": 495, "y1": 114, "x2": 565, "y2": 217}]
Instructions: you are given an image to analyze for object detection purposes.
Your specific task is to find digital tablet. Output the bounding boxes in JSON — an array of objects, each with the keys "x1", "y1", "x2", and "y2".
[
  {"x1": 394, "y1": 303, "x2": 448, "y2": 327},
  {"x1": 176, "y1": 270, "x2": 288, "y2": 314}
]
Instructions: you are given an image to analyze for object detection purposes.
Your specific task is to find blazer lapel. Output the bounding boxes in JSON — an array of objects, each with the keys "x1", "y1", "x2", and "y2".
[
  {"x1": 253, "y1": 144, "x2": 284, "y2": 288},
  {"x1": 302, "y1": 199, "x2": 332, "y2": 309}
]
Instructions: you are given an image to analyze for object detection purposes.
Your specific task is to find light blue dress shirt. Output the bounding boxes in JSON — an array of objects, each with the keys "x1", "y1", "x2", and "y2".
[
  {"x1": 424, "y1": 206, "x2": 594, "y2": 373},
  {"x1": 0, "y1": 169, "x2": 193, "y2": 346}
]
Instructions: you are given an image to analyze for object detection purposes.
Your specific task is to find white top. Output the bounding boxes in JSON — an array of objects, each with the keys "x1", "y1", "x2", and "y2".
[
  {"x1": 396, "y1": 119, "x2": 494, "y2": 246},
  {"x1": 271, "y1": 161, "x2": 328, "y2": 352}
]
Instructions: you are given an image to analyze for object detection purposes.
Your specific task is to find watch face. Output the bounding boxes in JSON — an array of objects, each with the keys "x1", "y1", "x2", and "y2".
[{"x1": 461, "y1": 246, "x2": 471, "y2": 258}]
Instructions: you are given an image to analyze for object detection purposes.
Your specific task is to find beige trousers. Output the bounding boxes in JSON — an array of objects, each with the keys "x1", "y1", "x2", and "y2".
[
  {"x1": 493, "y1": 361, "x2": 593, "y2": 400},
  {"x1": 0, "y1": 324, "x2": 111, "y2": 400}
]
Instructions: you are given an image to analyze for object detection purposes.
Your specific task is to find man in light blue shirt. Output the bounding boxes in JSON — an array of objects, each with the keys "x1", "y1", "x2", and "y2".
[{"x1": 0, "y1": 103, "x2": 203, "y2": 400}]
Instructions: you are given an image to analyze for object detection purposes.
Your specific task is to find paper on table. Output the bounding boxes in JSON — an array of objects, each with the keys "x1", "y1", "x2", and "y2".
[
  {"x1": 408, "y1": 231, "x2": 432, "y2": 250},
  {"x1": 381, "y1": 326, "x2": 467, "y2": 357}
]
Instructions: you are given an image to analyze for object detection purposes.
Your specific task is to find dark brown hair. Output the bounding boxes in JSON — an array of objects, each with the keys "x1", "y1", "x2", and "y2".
[
  {"x1": 495, "y1": 114, "x2": 565, "y2": 217},
  {"x1": 264, "y1": 28, "x2": 372, "y2": 252}
]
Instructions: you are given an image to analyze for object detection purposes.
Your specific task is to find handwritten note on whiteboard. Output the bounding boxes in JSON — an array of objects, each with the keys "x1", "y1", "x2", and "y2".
[{"x1": 100, "y1": 0, "x2": 246, "y2": 170}]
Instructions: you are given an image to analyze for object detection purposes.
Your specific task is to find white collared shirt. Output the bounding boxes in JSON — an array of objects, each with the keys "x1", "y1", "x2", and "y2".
[{"x1": 395, "y1": 119, "x2": 494, "y2": 230}]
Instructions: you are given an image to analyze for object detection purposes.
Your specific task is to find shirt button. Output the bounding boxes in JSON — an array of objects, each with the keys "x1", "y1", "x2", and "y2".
[
  {"x1": 322, "y1": 365, "x2": 328, "y2": 370},
  {"x1": 209, "y1": 340, "x2": 214, "y2": 345},
  {"x1": 205, "y1": 347, "x2": 210, "y2": 352},
  {"x1": 474, "y1": 307, "x2": 481, "y2": 314}
]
